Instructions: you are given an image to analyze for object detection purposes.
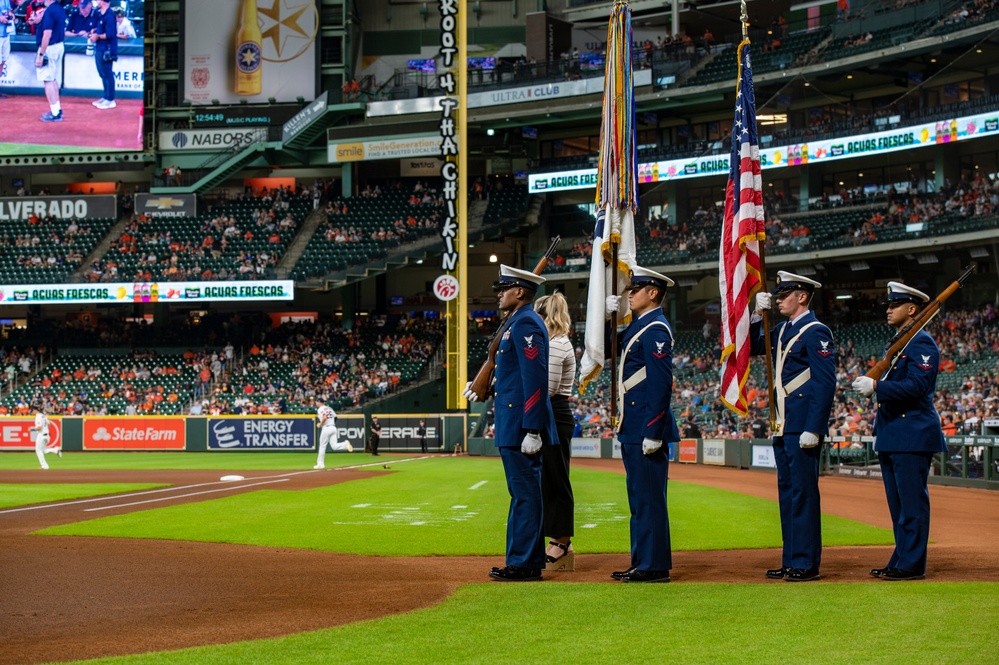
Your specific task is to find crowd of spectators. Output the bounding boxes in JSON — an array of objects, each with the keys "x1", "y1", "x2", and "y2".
[
  {"x1": 203, "y1": 316, "x2": 444, "y2": 415},
  {"x1": 320, "y1": 180, "x2": 445, "y2": 246},
  {"x1": 84, "y1": 193, "x2": 305, "y2": 283},
  {"x1": 838, "y1": 174, "x2": 999, "y2": 247},
  {"x1": 0, "y1": 314, "x2": 445, "y2": 416},
  {"x1": 562, "y1": 305, "x2": 999, "y2": 443}
]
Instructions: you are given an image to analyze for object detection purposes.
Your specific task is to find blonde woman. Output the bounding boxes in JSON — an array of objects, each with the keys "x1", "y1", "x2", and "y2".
[{"x1": 534, "y1": 291, "x2": 577, "y2": 570}]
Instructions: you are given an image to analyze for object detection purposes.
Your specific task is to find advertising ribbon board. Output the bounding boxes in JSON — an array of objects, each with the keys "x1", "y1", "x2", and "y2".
[
  {"x1": 83, "y1": 418, "x2": 186, "y2": 450},
  {"x1": 0, "y1": 417, "x2": 63, "y2": 451},
  {"x1": 0, "y1": 195, "x2": 116, "y2": 221},
  {"x1": 370, "y1": 415, "x2": 442, "y2": 452},
  {"x1": 0, "y1": 280, "x2": 294, "y2": 306},
  {"x1": 208, "y1": 417, "x2": 316, "y2": 450}
]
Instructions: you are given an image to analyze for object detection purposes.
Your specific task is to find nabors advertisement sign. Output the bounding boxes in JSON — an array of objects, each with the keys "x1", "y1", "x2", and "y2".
[
  {"x1": 83, "y1": 418, "x2": 186, "y2": 450},
  {"x1": 0, "y1": 418, "x2": 63, "y2": 451}
]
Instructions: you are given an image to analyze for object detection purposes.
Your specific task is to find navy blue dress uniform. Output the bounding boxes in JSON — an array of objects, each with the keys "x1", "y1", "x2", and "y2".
[
  {"x1": 854, "y1": 282, "x2": 946, "y2": 580},
  {"x1": 750, "y1": 270, "x2": 836, "y2": 581},
  {"x1": 469, "y1": 265, "x2": 558, "y2": 581},
  {"x1": 615, "y1": 267, "x2": 680, "y2": 583}
]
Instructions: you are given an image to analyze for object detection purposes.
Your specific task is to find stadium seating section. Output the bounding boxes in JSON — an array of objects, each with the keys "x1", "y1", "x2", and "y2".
[{"x1": 0, "y1": 217, "x2": 115, "y2": 285}]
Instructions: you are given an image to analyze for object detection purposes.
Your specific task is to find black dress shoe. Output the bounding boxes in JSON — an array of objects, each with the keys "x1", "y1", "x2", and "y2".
[
  {"x1": 869, "y1": 567, "x2": 888, "y2": 578},
  {"x1": 766, "y1": 566, "x2": 791, "y2": 580},
  {"x1": 785, "y1": 567, "x2": 820, "y2": 582},
  {"x1": 610, "y1": 567, "x2": 637, "y2": 580},
  {"x1": 620, "y1": 569, "x2": 671, "y2": 583},
  {"x1": 880, "y1": 567, "x2": 925, "y2": 581},
  {"x1": 488, "y1": 565, "x2": 542, "y2": 582}
]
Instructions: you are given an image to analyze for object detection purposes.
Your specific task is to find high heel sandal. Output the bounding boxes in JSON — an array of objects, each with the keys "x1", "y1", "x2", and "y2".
[{"x1": 544, "y1": 540, "x2": 575, "y2": 572}]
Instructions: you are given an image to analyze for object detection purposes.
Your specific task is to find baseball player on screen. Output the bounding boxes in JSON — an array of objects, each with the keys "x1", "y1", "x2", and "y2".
[{"x1": 314, "y1": 403, "x2": 352, "y2": 469}]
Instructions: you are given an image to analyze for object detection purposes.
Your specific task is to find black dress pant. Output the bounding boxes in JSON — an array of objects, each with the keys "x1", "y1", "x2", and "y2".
[{"x1": 541, "y1": 394, "x2": 575, "y2": 538}]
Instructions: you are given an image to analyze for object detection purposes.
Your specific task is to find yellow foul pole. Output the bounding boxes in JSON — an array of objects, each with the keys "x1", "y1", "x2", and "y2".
[{"x1": 444, "y1": 1, "x2": 468, "y2": 409}]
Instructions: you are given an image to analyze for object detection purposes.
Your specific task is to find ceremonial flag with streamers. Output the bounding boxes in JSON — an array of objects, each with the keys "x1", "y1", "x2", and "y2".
[
  {"x1": 719, "y1": 41, "x2": 766, "y2": 416},
  {"x1": 579, "y1": 1, "x2": 637, "y2": 395}
]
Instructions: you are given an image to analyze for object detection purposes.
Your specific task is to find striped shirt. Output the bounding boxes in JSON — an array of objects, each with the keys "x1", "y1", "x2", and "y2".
[{"x1": 547, "y1": 334, "x2": 576, "y2": 397}]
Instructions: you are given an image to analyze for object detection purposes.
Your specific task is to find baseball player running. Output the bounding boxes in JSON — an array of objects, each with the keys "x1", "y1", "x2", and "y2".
[
  {"x1": 33, "y1": 411, "x2": 61, "y2": 469},
  {"x1": 314, "y1": 404, "x2": 352, "y2": 469}
]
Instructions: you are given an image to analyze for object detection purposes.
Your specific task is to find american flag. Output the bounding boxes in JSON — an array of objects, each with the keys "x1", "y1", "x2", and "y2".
[{"x1": 719, "y1": 42, "x2": 766, "y2": 416}]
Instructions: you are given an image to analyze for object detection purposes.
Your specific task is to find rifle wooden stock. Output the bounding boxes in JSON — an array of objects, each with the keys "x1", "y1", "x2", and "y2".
[
  {"x1": 864, "y1": 265, "x2": 976, "y2": 380},
  {"x1": 468, "y1": 236, "x2": 561, "y2": 402}
]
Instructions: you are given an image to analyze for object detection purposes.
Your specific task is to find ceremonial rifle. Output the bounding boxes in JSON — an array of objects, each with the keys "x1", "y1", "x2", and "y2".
[
  {"x1": 467, "y1": 236, "x2": 561, "y2": 402},
  {"x1": 864, "y1": 264, "x2": 976, "y2": 380}
]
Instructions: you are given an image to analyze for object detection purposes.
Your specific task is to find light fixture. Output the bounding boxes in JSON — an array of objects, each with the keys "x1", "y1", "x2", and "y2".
[
  {"x1": 930, "y1": 58, "x2": 937, "y2": 63},
  {"x1": 677, "y1": 277, "x2": 699, "y2": 287},
  {"x1": 858, "y1": 172, "x2": 864, "y2": 177},
  {"x1": 489, "y1": 253, "x2": 498, "y2": 263},
  {"x1": 839, "y1": 181, "x2": 844, "y2": 186},
  {"x1": 797, "y1": 265, "x2": 817, "y2": 276},
  {"x1": 850, "y1": 260, "x2": 870, "y2": 271},
  {"x1": 486, "y1": 129, "x2": 495, "y2": 136},
  {"x1": 836, "y1": 294, "x2": 853, "y2": 300},
  {"x1": 917, "y1": 253, "x2": 939, "y2": 264},
  {"x1": 804, "y1": 82, "x2": 811, "y2": 87},
  {"x1": 970, "y1": 247, "x2": 988, "y2": 258}
]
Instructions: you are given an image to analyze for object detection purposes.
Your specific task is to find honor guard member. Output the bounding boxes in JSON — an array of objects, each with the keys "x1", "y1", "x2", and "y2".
[
  {"x1": 464, "y1": 265, "x2": 559, "y2": 582},
  {"x1": 606, "y1": 267, "x2": 679, "y2": 583},
  {"x1": 751, "y1": 270, "x2": 836, "y2": 582},
  {"x1": 852, "y1": 282, "x2": 946, "y2": 580}
]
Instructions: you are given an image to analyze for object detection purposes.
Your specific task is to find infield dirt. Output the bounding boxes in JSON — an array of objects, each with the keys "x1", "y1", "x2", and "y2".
[{"x1": 1, "y1": 459, "x2": 997, "y2": 665}]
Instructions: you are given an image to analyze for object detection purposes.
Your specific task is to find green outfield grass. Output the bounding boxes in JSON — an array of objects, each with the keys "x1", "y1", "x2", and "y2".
[
  {"x1": 0, "y1": 452, "x2": 359, "y2": 471},
  {"x1": 67, "y1": 582, "x2": 997, "y2": 665},
  {"x1": 39, "y1": 457, "x2": 893, "y2": 554},
  {"x1": 0, "y1": 483, "x2": 166, "y2": 509}
]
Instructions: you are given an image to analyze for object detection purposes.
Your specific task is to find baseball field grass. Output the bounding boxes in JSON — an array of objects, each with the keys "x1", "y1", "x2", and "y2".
[
  {"x1": 10, "y1": 453, "x2": 992, "y2": 665},
  {"x1": 37, "y1": 456, "x2": 894, "y2": 554},
  {"x1": 63, "y1": 582, "x2": 998, "y2": 665}
]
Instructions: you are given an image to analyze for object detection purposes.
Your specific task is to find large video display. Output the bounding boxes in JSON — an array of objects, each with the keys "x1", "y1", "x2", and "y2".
[
  {"x1": 182, "y1": 0, "x2": 318, "y2": 105},
  {"x1": 0, "y1": 0, "x2": 144, "y2": 154}
]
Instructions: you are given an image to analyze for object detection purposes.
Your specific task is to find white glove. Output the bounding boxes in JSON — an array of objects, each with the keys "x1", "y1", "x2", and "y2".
[
  {"x1": 521, "y1": 432, "x2": 542, "y2": 455},
  {"x1": 462, "y1": 381, "x2": 479, "y2": 402},
  {"x1": 606, "y1": 294, "x2": 621, "y2": 317},
  {"x1": 852, "y1": 376, "x2": 875, "y2": 397},
  {"x1": 799, "y1": 432, "x2": 820, "y2": 448},
  {"x1": 754, "y1": 292, "x2": 772, "y2": 314},
  {"x1": 642, "y1": 437, "x2": 662, "y2": 455}
]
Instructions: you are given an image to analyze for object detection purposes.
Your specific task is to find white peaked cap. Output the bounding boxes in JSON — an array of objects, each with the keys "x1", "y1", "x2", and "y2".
[
  {"x1": 885, "y1": 281, "x2": 930, "y2": 305},
  {"x1": 630, "y1": 265, "x2": 675, "y2": 288},
  {"x1": 773, "y1": 270, "x2": 822, "y2": 293},
  {"x1": 494, "y1": 264, "x2": 545, "y2": 291}
]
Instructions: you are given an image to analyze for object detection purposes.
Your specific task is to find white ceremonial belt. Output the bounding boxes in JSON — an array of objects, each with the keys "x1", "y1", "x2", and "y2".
[
  {"x1": 781, "y1": 368, "x2": 811, "y2": 396},
  {"x1": 622, "y1": 367, "x2": 646, "y2": 392}
]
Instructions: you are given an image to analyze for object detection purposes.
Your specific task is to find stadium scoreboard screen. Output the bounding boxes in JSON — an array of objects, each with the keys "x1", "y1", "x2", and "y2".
[{"x1": 0, "y1": 0, "x2": 145, "y2": 155}]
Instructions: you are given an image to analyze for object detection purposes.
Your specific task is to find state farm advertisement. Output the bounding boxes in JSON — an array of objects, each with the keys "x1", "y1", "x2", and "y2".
[
  {"x1": 83, "y1": 418, "x2": 187, "y2": 450},
  {"x1": 0, "y1": 418, "x2": 63, "y2": 451}
]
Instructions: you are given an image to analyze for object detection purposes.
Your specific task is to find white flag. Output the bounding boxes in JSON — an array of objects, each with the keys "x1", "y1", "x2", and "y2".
[{"x1": 579, "y1": 206, "x2": 636, "y2": 394}]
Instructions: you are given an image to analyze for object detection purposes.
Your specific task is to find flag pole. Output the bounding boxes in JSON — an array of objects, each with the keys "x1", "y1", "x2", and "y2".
[
  {"x1": 739, "y1": 1, "x2": 777, "y2": 431},
  {"x1": 610, "y1": 242, "x2": 619, "y2": 430}
]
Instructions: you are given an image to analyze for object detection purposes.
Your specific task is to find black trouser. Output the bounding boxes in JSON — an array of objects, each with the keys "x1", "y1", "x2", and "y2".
[
  {"x1": 541, "y1": 394, "x2": 575, "y2": 538},
  {"x1": 96, "y1": 48, "x2": 115, "y2": 101},
  {"x1": 370, "y1": 434, "x2": 379, "y2": 454},
  {"x1": 420, "y1": 438, "x2": 427, "y2": 453}
]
